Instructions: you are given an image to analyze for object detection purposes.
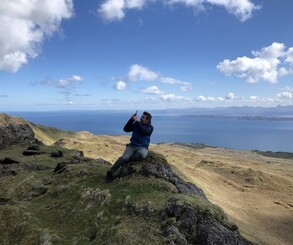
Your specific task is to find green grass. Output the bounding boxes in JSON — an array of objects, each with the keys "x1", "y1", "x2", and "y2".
[{"x1": 0, "y1": 145, "x2": 238, "y2": 244}]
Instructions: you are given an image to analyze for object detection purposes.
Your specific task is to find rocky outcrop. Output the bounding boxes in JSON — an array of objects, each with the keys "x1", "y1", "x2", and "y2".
[
  {"x1": 0, "y1": 114, "x2": 35, "y2": 149},
  {"x1": 117, "y1": 152, "x2": 208, "y2": 201},
  {"x1": 161, "y1": 198, "x2": 250, "y2": 245},
  {"x1": 140, "y1": 160, "x2": 207, "y2": 200},
  {"x1": 114, "y1": 152, "x2": 251, "y2": 244}
]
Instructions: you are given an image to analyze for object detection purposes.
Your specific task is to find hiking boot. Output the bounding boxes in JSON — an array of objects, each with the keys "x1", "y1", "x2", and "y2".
[{"x1": 106, "y1": 171, "x2": 114, "y2": 183}]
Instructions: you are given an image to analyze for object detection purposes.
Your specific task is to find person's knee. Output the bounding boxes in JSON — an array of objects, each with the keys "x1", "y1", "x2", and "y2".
[
  {"x1": 120, "y1": 153, "x2": 133, "y2": 162},
  {"x1": 140, "y1": 149, "x2": 148, "y2": 159},
  {"x1": 131, "y1": 150, "x2": 148, "y2": 161},
  {"x1": 131, "y1": 152, "x2": 143, "y2": 161}
]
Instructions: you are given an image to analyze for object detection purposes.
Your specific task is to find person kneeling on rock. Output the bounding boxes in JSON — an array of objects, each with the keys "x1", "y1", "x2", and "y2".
[{"x1": 106, "y1": 111, "x2": 154, "y2": 183}]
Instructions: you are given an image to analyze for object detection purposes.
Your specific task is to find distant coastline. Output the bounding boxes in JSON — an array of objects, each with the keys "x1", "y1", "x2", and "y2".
[
  {"x1": 4, "y1": 110, "x2": 293, "y2": 152},
  {"x1": 185, "y1": 115, "x2": 293, "y2": 121}
]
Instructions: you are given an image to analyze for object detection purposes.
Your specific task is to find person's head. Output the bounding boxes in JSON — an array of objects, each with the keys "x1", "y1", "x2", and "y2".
[{"x1": 140, "y1": 111, "x2": 152, "y2": 124}]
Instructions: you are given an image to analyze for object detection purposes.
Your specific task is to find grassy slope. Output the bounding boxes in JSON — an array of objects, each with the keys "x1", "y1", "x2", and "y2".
[
  {"x1": 0, "y1": 114, "x2": 28, "y2": 126},
  {"x1": 155, "y1": 143, "x2": 293, "y2": 245},
  {"x1": 1, "y1": 121, "x2": 292, "y2": 244},
  {"x1": 29, "y1": 122, "x2": 82, "y2": 145},
  {"x1": 36, "y1": 131, "x2": 293, "y2": 245},
  {"x1": 0, "y1": 144, "x2": 229, "y2": 244}
]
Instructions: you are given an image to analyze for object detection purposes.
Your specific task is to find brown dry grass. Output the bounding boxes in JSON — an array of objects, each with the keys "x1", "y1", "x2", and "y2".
[
  {"x1": 36, "y1": 132, "x2": 293, "y2": 245},
  {"x1": 0, "y1": 114, "x2": 27, "y2": 127},
  {"x1": 154, "y1": 144, "x2": 293, "y2": 245}
]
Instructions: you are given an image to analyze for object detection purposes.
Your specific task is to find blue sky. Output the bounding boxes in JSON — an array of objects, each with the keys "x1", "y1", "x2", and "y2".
[{"x1": 0, "y1": 0, "x2": 293, "y2": 111}]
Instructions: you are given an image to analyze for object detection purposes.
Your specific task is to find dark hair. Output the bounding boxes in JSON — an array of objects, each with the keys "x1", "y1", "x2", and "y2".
[{"x1": 143, "y1": 111, "x2": 152, "y2": 120}]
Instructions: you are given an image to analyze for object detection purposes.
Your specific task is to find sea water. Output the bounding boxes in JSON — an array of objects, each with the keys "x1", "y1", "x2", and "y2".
[{"x1": 8, "y1": 111, "x2": 293, "y2": 152}]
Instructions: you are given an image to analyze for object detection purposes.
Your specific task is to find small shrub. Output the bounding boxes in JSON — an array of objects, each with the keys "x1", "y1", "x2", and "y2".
[{"x1": 82, "y1": 188, "x2": 111, "y2": 206}]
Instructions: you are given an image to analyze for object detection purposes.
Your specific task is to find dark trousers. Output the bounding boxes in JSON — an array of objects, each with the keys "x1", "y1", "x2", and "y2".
[{"x1": 109, "y1": 144, "x2": 148, "y2": 173}]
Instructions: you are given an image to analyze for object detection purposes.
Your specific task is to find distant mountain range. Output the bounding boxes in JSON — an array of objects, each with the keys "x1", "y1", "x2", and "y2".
[{"x1": 154, "y1": 105, "x2": 293, "y2": 118}]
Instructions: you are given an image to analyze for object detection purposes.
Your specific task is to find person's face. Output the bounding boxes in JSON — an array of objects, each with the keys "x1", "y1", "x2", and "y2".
[{"x1": 140, "y1": 114, "x2": 149, "y2": 124}]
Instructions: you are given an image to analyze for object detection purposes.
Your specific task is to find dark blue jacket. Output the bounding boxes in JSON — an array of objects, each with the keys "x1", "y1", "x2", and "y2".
[{"x1": 123, "y1": 118, "x2": 154, "y2": 148}]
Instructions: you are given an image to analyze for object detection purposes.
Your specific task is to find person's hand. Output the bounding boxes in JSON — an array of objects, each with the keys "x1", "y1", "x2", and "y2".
[{"x1": 132, "y1": 114, "x2": 138, "y2": 121}]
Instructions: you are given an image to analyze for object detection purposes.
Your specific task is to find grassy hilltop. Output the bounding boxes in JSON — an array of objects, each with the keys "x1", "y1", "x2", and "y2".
[{"x1": 0, "y1": 114, "x2": 292, "y2": 244}]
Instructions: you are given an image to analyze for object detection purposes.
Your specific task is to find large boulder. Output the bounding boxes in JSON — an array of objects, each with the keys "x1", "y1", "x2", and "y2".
[
  {"x1": 0, "y1": 114, "x2": 35, "y2": 149},
  {"x1": 116, "y1": 151, "x2": 208, "y2": 201},
  {"x1": 161, "y1": 198, "x2": 251, "y2": 245},
  {"x1": 115, "y1": 152, "x2": 252, "y2": 244}
]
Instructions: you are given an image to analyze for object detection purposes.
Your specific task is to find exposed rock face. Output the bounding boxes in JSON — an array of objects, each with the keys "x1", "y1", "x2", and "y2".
[
  {"x1": 161, "y1": 198, "x2": 250, "y2": 245},
  {"x1": 0, "y1": 114, "x2": 35, "y2": 149},
  {"x1": 115, "y1": 152, "x2": 252, "y2": 244},
  {"x1": 117, "y1": 152, "x2": 208, "y2": 201},
  {"x1": 140, "y1": 160, "x2": 207, "y2": 200}
]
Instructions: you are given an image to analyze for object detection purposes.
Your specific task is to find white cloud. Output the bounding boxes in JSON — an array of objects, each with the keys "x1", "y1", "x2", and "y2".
[
  {"x1": 252, "y1": 42, "x2": 285, "y2": 60},
  {"x1": 265, "y1": 97, "x2": 275, "y2": 103},
  {"x1": 197, "y1": 95, "x2": 226, "y2": 102},
  {"x1": 225, "y1": 92, "x2": 236, "y2": 100},
  {"x1": 160, "y1": 94, "x2": 192, "y2": 102},
  {"x1": 128, "y1": 64, "x2": 159, "y2": 81},
  {"x1": 101, "y1": 97, "x2": 159, "y2": 108},
  {"x1": 206, "y1": 0, "x2": 261, "y2": 22},
  {"x1": 127, "y1": 0, "x2": 145, "y2": 8},
  {"x1": 277, "y1": 92, "x2": 292, "y2": 99},
  {"x1": 0, "y1": 0, "x2": 74, "y2": 73},
  {"x1": 43, "y1": 75, "x2": 83, "y2": 88},
  {"x1": 286, "y1": 47, "x2": 293, "y2": 64},
  {"x1": 160, "y1": 77, "x2": 190, "y2": 85},
  {"x1": 277, "y1": 87, "x2": 293, "y2": 100},
  {"x1": 98, "y1": 0, "x2": 145, "y2": 21},
  {"x1": 180, "y1": 85, "x2": 193, "y2": 92},
  {"x1": 37, "y1": 75, "x2": 83, "y2": 102},
  {"x1": 115, "y1": 80, "x2": 127, "y2": 90},
  {"x1": 278, "y1": 67, "x2": 291, "y2": 77},
  {"x1": 127, "y1": 64, "x2": 192, "y2": 90},
  {"x1": 98, "y1": 0, "x2": 125, "y2": 21},
  {"x1": 195, "y1": 90, "x2": 293, "y2": 106},
  {"x1": 98, "y1": 0, "x2": 260, "y2": 22},
  {"x1": 141, "y1": 85, "x2": 164, "y2": 94},
  {"x1": 217, "y1": 42, "x2": 293, "y2": 84},
  {"x1": 71, "y1": 75, "x2": 82, "y2": 81},
  {"x1": 248, "y1": 95, "x2": 259, "y2": 101},
  {"x1": 187, "y1": 87, "x2": 293, "y2": 106},
  {"x1": 197, "y1": 95, "x2": 215, "y2": 102},
  {"x1": 168, "y1": 0, "x2": 204, "y2": 7}
]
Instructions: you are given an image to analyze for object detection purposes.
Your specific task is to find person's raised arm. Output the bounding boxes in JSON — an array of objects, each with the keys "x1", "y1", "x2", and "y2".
[
  {"x1": 133, "y1": 121, "x2": 153, "y2": 135},
  {"x1": 123, "y1": 112, "x2": 137, "y2": 132}
]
